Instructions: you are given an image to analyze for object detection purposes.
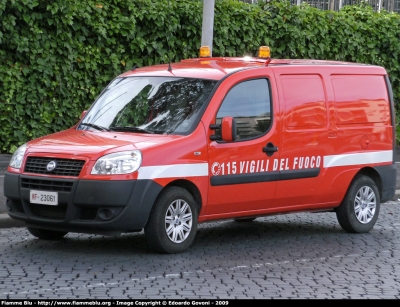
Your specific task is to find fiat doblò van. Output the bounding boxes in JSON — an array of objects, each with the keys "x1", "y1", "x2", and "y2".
[{"x1": 4, "y1": 46, "x2": 396, "y2": 253}]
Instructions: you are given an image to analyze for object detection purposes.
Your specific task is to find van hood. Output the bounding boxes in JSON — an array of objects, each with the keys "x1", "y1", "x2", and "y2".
[{"x1": 25, "y1": 129, "x2": 180, "y2": 159}]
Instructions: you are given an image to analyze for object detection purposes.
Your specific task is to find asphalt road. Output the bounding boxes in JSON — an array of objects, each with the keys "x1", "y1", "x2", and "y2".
[{"x1": 1, "y1": 202, "x2": 400, "y2": 299}]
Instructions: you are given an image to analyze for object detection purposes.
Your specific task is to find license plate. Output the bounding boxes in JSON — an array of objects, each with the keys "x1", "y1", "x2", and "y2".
[{"x1": 30, "y1": 190, "x2": 58, "y2": 206}]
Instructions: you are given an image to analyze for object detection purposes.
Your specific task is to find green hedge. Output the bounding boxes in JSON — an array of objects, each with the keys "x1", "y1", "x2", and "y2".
[{"x1": 1, "y1": 0, "x2": 400, "y2": 153}]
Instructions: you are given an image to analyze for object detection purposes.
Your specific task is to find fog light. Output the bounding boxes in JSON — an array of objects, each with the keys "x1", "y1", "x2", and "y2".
[{"x1": 98, "y1": 208, "x2": 115, "y2": 221}]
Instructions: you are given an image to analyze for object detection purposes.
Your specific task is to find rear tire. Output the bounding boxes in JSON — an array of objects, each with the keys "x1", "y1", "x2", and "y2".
[
  {"x1": 336, "y1": 175, "x2": 380, "y2": 233},
  {"x1": 27, "y1": 227, "x2": 68, "y2": 240},
  {"x1": 144, "y1": 187, "x2": 198, "y2": 254}
]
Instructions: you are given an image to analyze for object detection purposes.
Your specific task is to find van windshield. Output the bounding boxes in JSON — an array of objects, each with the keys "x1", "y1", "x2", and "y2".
[{"x1": 78, "y1": 77, "x2": 217, "y2": 135}]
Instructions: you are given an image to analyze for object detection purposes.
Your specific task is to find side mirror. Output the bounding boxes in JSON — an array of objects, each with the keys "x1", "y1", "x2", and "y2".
[
  {"x1": 209, "y1": 116, "x2": 237, "y2": 142},
  {"x1": 221, "y1": 116, "x2": 237, "y2": 142}
]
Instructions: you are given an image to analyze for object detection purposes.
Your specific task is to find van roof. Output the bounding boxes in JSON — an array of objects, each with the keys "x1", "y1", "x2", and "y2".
[{"x1": 119, "y1": 56, "x2": 384, "y2": 80}]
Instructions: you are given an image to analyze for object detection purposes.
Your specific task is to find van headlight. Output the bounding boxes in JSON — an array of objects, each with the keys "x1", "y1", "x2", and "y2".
[
  {"x1": 91, "y1": 150, "x2": 142, "y2": 175},
  {"x1": 10, "y1": 143, "x2": 27, "y2": 169}
]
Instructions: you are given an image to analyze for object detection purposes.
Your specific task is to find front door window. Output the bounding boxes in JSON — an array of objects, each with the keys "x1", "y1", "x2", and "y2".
[{"x1": 215, "y1": 78, "x2": 271, "y2": 141}]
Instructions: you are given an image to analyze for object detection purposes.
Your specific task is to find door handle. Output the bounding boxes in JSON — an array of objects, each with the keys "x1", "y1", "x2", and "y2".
[{"x1": 262, "y1": 142, "x2": 278, "y2": 157}]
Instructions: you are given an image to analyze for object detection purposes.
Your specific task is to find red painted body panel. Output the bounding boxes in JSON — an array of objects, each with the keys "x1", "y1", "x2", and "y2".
[
  {"x1": 271, "y1": 65, "x2": 392, "y2": 212},
  {"x1": 6, "y1": 54, "x2": 395, "y2": 229}
]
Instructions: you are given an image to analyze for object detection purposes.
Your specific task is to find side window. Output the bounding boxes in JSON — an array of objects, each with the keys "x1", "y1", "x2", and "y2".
[{"x1": 216, "y1": 79, "x2": 271, "y2": 140}]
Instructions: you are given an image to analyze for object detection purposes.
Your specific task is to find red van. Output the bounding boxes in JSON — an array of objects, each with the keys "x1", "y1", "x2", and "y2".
[{"x1": 4, "y1": 46, "x2": 396, "y2": 253}]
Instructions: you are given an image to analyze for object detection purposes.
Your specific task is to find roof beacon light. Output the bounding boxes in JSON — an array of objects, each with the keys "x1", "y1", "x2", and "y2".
[
  {"x1": 258, "y1": 46, "x2": 271, "y2": 59},
  {"x1": 200, "y1": 46, "x2": 211, "y2": 58}
]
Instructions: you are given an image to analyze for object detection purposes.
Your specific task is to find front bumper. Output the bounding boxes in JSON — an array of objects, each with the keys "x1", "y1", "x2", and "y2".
[{"x1": 4, "y1": 172, "x2": 162, "y2": 235}]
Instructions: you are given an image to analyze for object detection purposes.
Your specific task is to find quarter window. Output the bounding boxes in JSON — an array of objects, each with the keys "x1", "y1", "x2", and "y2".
[{"x1": 216, "y1": 79, "x2": 271, "y2": 140}]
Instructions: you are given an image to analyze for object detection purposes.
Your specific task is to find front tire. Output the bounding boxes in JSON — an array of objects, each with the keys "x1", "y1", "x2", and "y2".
[
  {"x1": 336, "y1": 175, "x2": 380, "y2": 233},
  {"x1": 144, "y1": 187, "x2": 198, "y2": 254},
  {"x1": 27, "y1": 227, "x2": 68, "y2": 240}
]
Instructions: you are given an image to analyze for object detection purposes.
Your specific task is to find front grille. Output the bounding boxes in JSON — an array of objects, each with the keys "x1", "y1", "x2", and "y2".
[
  {"x1": 30, "y1": 204, "x2": 67, "y2": 220},
  {"x1": 25, "y1": 157, "x2": 85, "y2": 177},
  {"x1": 21, "y1": 178, "x2": 74, "y2": 192}
]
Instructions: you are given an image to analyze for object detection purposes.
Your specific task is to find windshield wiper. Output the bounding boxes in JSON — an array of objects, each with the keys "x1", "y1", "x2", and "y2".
[
  {"x1": 110, "y1": 126, "x2": 155, "y2": 134},
  {"x1": 80, "y1": 123, "x2": 112, "y2": 132}
]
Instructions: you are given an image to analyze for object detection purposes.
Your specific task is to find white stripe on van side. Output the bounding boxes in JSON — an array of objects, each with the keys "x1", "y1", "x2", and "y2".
[
  {"x1": 137, "y1": 151, "x2": 392, "y2": 180},
  {"x1": 138, "y1": 163, "x2": 209, "y2": 180},
  {"x1": 323, "y1": 150, "x2": 393, "y2": 168}
]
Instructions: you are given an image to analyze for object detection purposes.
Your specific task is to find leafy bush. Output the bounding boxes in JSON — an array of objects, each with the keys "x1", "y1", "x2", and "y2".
[{"x1": 1, "y1": 0, "x2": 399, "y2": 153}]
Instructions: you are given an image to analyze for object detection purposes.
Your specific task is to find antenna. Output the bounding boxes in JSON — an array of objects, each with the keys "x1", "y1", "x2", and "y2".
[{"x1": 166, "y1": 0, "x2": 172, "y2": 72}]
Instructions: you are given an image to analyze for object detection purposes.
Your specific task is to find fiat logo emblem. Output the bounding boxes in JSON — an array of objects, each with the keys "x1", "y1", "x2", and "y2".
[{"x1": 46, "y1": 161, "x2": 57, "y2": 172}]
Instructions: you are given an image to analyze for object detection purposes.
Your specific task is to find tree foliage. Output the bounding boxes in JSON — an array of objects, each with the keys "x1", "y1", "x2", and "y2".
[{"x1": 1, "y1": 0, "x2": 399, "y2": 153}]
